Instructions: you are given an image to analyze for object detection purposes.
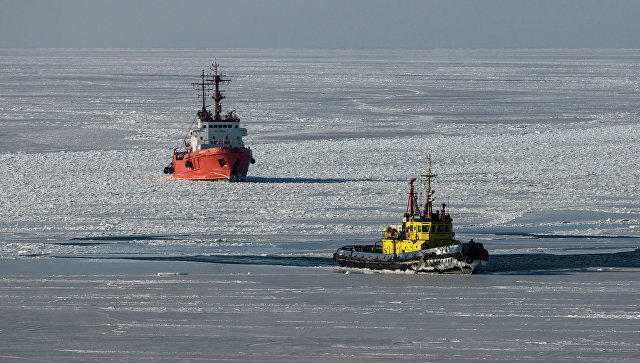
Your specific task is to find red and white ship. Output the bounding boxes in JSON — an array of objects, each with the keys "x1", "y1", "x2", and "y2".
[{"x1": 164, "y1": 63, "x2": 254, "y2": 181}]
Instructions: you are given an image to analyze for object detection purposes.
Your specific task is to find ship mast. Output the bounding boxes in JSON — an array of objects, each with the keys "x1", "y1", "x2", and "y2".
[
  {"x1": 421, "y1": 155, "x2": 438, "y2": 217},
  {"x1": 199, "y1": 70, "x2": 207, "y2": 110},
  {"x1": 209, "y1": 62, "x2": 231, "y2": 121},
  {"x1": 192, "y1": 69, "x2": 212, "y2": 121}
]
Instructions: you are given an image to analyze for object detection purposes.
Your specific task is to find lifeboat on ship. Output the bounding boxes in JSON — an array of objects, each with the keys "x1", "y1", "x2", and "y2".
[
  {"x1": 333, "y1": 156, "x2": 489, "y2": 274},
  {"x1": 163, "y1": 63, "x2": 254, "y2": 182}
]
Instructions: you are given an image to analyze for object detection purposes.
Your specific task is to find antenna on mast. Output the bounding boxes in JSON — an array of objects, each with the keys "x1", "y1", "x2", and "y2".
[
  {"x1": 192, "y1": 69, "x2": 213, "y2": 121},
  {"x1": 200, "y1": 70, "x2": 206, "y2": 110},
  {"x1": 420, "y1": 155, "x2": 438, "y2": 217}
]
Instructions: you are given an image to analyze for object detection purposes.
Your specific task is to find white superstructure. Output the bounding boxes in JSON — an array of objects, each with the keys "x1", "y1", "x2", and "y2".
[{"x1": 188, "y1": 116, "x2": 247, "y2": 151}]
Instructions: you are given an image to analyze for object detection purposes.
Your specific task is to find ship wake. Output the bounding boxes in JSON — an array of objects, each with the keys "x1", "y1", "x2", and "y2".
[
  {"x1": 53, "y1": 248, "x2": 640, "y2": 274},
  {"x1": 478, "y1": 248, "x2": 640, "y2": 274}
]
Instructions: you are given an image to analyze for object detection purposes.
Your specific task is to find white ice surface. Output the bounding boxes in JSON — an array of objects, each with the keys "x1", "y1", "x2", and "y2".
[
  {"x1": 1, "y1": 49, "x2": 639, "y2": 258},
  {"x1": 1, "y1": 121, "x2": 638, "y2": 258},
  {"x1": 1, "y1": 49, "x2": 640, "y2": 359}
]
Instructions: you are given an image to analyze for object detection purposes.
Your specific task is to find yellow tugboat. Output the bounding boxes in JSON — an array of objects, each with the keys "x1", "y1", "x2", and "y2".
[{"x1": 333, "y1": 156, "x2": 489, "y2": 274}]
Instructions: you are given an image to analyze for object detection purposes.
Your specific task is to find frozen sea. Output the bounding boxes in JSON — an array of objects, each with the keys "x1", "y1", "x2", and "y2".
[{"x1": 0, "y1": 48, "x2": 639, "y2": 360}]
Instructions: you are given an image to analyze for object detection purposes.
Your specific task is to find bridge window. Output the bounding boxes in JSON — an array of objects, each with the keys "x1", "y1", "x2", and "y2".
[
  {"x1": 437, "y1": 225, "x2": 444, "y2": 232},
  {"x1": 418, "y1": 225, "x2": 422, "y2": 233},
  {"x1": 445, "y1": 225, "x2": 451, "y2": 232},
  {"x1": 423, "y1": 225, "x2": 430, "y2": 233}
]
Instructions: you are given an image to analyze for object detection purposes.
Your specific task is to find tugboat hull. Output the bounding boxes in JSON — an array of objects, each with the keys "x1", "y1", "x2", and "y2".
[
  {"x1": 333, "y1": 241, "x2": 489, "y2": 274},
  {"x1": 170, "y1": 147, "x2": 252, "y2": 181}
]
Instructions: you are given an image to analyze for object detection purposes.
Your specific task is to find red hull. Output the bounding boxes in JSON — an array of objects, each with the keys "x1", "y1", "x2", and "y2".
[{"x1": 172, "y1": 147, "x2": 252, "y2": 181}]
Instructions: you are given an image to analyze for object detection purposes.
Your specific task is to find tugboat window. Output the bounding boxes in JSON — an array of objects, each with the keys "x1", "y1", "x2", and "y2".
[
  {"x1": 418, "y1": 225, "x2": 422, "y2": 233},
  {"x1": 437, "y1": 225, "x2": 444, "y2": 232},
  {"x1": 424, "y1": 225, "x2": 429, "y2": 233},
  {"x1": 446, "y1": 225, "x2": 451, "y2": 232}
]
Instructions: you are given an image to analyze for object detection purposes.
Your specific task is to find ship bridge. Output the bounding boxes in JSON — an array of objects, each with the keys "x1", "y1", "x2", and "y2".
[{"x1": 189, "y1": 119, "x2": 247, "y2": 150}]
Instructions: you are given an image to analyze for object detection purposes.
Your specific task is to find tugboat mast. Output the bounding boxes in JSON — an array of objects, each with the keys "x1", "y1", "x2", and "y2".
[
  {"x1": 192, "y1": 70, "x2": 212, "y2": 121},
  {"x1": 209, "y1": 62, "x2": 231, "y2": 120},
  {"x1": 421, "y1": 155, "x2": 438, "y2": 217}
]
